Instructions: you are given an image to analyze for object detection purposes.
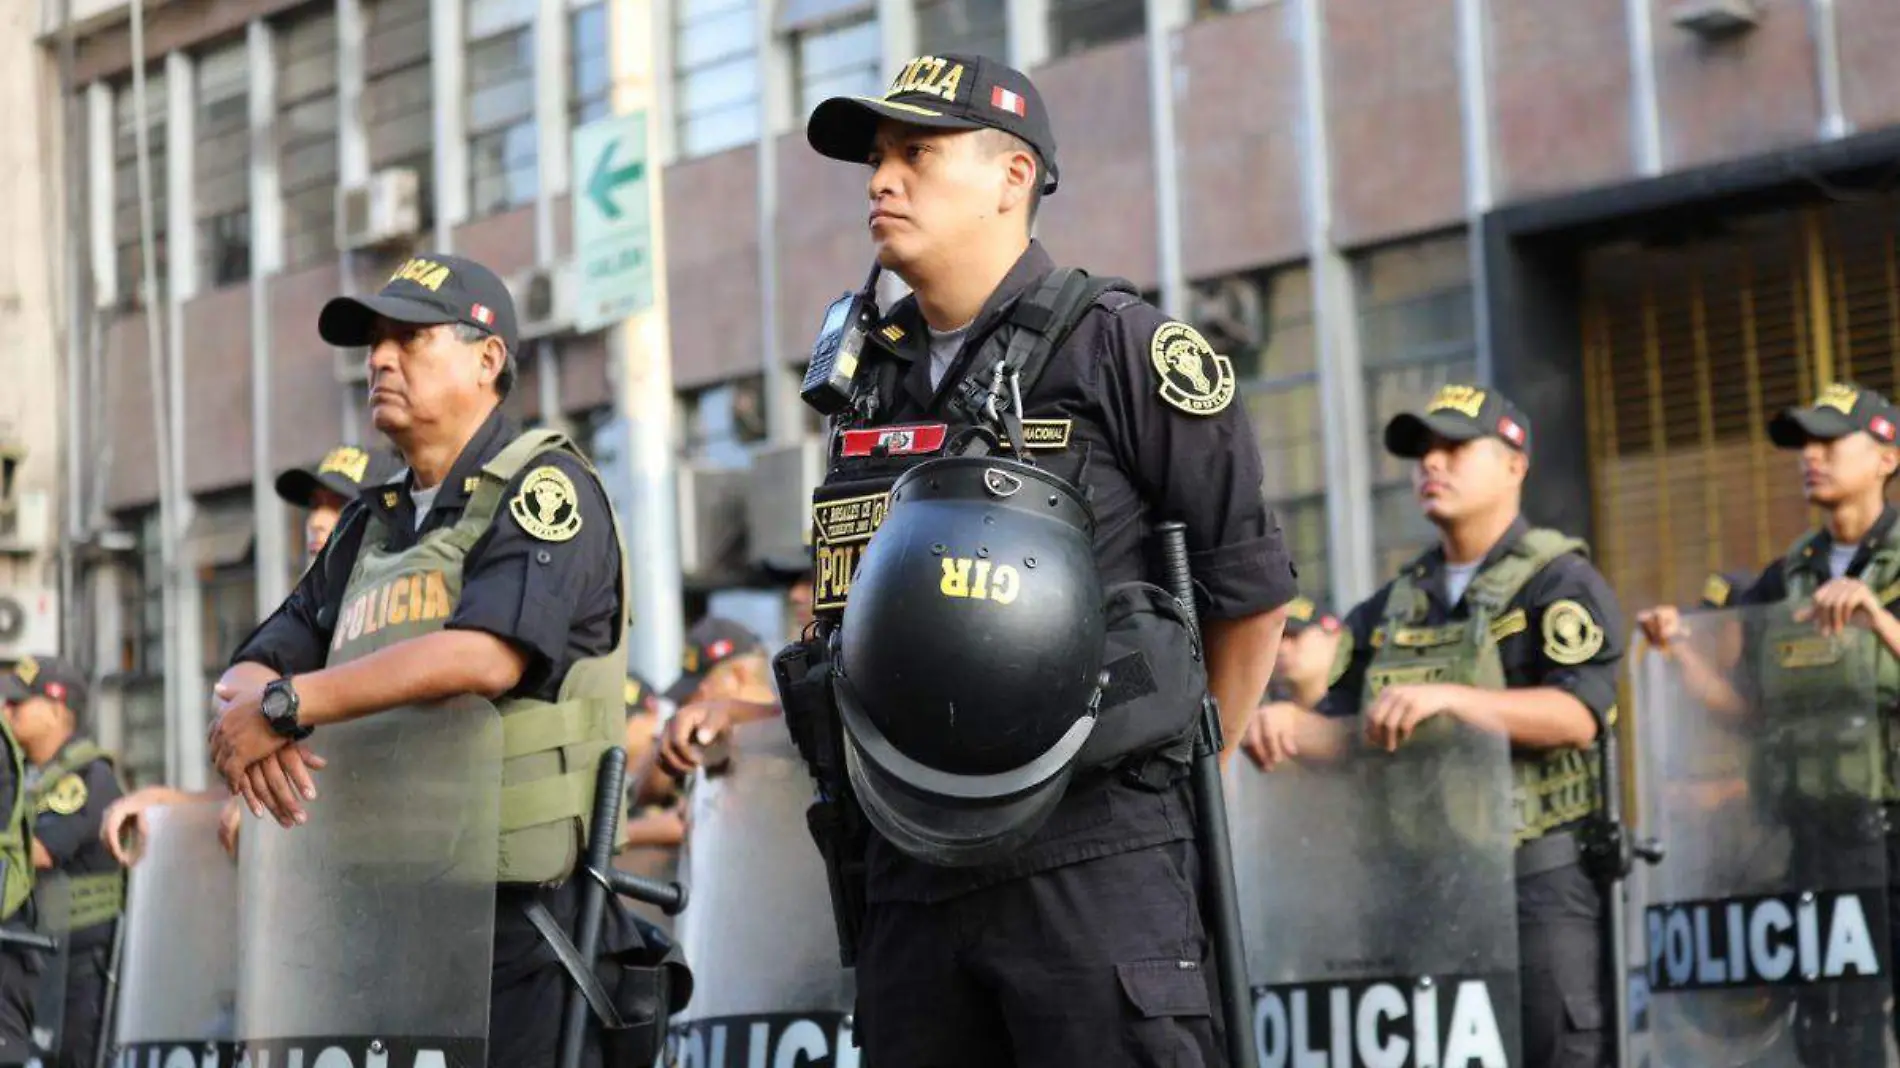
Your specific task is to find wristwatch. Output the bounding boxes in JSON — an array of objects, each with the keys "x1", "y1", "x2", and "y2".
[{"x1": 260, "y1": 678, "x2": 313, "y2": 741}]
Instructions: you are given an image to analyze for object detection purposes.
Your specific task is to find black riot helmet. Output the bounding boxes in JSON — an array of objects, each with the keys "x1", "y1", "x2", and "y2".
[{"x1": 834, "y1": 455, "x2": 1108, "y2": 867}]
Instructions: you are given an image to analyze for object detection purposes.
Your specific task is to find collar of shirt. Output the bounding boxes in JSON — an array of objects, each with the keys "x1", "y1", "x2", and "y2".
[
  {"x1": 1795, "y1": 503, "x2": 1900, "y2": 581},
  {"x1": 1401, "y1": 515, "x2": 1533, "y2": 616},
  {"x1": 870, "y1": 241, "x2": 1058, "y2": 413},
  {"x1": 358, "y1": 407, "x2": 517, "y2": 542}
]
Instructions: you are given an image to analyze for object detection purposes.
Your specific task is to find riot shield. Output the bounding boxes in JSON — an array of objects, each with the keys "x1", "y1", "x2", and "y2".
[
  {"x1": 1635, "y1": 605, "x2": 1894, "y2": 1067},
  {"x1": 666, "y1": 720, "x2": 857, "y2": 1068},
  {"x1": 113, "y1": 801, "x2": 239, "y2": 1067},
  {"x1": 237, "y1": 698, "x2": 501, "y2": 1068},
  {"x1": 27, "y1": 874, "x2": 68, "y2": 1063},
  {"x1": 1228, "y1": 719, "x2": 1521, "y2": 1068}
]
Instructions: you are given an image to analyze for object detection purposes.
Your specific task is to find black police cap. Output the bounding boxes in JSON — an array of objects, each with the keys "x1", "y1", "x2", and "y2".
[
  {"x1": 1385, "y1": 384, "x2": 1532, "y2": 459},
  {"x1": 807, "y1": 54, "x2": 1061, "y2": 195},
  {"x1": 318, "y1": 253, "x2": 520, "y2": 356},
  {"x1": 1768, "y1": 382, "x2": 1900, "y2": 449}
]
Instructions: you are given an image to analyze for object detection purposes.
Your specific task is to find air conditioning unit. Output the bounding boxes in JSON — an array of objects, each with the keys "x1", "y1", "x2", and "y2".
[
  {"x1": 0, "y1": 587, "x2": 59, "y2": 661},
  {"x1": 335, "y1": 167, "x2": 421, "y2": 252},
  {"x1": 746, "y1": 438, "x2": 820, "y2": 571},
  {"x1": 676, "y1": 461, "x2": 751, "y2": 586},
  {"x1": 511, "y1": 264, "x2": 575, "y2": 341},
  {"x1": 0, "y1": 492, "x2": 52, "y2": 555},
  {"x1": 1671, "y1": 0, "x2": 1761, "y2": 37}
]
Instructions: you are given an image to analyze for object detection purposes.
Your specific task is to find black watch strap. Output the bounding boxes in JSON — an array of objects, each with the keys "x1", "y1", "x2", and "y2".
[{"x1": 263, "y1": 679, "x2": 313, "y2": 741}]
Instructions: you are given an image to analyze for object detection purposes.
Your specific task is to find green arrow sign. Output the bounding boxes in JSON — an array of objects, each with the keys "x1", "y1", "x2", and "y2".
[{"x1": 588, "y1": 140, "x2": 646, "y2": 222}]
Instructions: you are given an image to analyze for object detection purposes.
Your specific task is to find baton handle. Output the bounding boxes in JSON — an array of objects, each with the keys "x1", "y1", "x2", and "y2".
[
  {"x1": 605, "y1": 868, "x2": 688, "y2": 915},
  {"x1": 1156, "y1": 521, "x2": 1257, "y2": 1068},
  {"x1": 0, "y1": 929, "x2": 55, "y2": 953},
  {"x1": 558, "y1": 747, "x2": 632, "y2": 1068}
]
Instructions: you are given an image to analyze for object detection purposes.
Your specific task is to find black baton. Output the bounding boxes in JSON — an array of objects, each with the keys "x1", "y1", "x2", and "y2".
[
  {"x1": 1157, "y1": 520, "x2": 1257, "y2": 1068},
  {"x1": 1595, "y1": 724, "x2": 1661, "y2": 1068},
  {"x1": 93, "y1": 918, "x2": 124, "y2": 1068}
]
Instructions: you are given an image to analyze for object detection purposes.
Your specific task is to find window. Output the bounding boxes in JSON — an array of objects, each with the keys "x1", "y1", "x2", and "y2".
[
  {"x1": 278, "y1": 9, "x2": 341, "y2": 270},
  {"x1": 1191, "y1": 265, "x2": 1328, "y2": 604},
  {"x1": 1355, "y1": 233, "x2": 1477, "y2": 578},
  {"x1": 112, "y1": 68, "x2": 168, "y2": 305},
  {"x1": 1049, "y1": 0, "x2": 1142, "y2": 58},
  {"x1": 796, "y1": 16, "x2": 881, "y2": 120},
  {"x1": 467, "y1": 0, "x2": 538, "y2": 215},
  {"x1": 916, "y1": 0, "x2": 1007, "y2": 60},
  {"x1": 195, "y1": 42, "x2": 250, "y2": 288},
  {"x1": 366, "y1": 0, "x2": 436, "y2": 231},
  {"x1": 674, "y1": 0, "x2": 759, "y2": 158},
  {"x1": 571, "y1": 2, "x2": 612, "y2": 128}
]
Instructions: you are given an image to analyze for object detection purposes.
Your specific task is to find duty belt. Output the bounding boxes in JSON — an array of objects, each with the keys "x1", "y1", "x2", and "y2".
[{"x1": 1514, "y1": 830, "x2": 1581, "y2": 880}]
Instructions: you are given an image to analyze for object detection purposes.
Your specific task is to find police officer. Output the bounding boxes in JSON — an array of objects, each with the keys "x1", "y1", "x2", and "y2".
[
  {"x1": 1238, "y1": 596, "x2": 1349, "y2": 771},
  {"x1": 621, "y1": 673, "x2": 683, "y2": 851},
  {"x1": 0, "y1": 663, "x2": 43, "y2": 1064},
  {"x1": 0, "y1": 656, "x2": 123, "y2": 1068},
  {"x1": 1321, "y1": 385, "x2": 1625, "y2": 1067},
  {"x1": 794, "y1": 53, "x2": 1296, "y2": 1064},
  {"x1": 101, "y1": 445, "x2": 399, "y2": 864},
  {"x1": 1638, "y1": 382, "x2": 1900, "y2": 1063},
  {"x1": 640, "y1": 618, "x2": 776, "y2": 806},
  {"x1": 204, "y1": 253, "x2": 642, "y2": 1067}
]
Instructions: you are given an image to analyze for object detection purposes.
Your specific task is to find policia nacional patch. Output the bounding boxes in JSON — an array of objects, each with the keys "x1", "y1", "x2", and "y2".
[
  {"x1": 1151, "y1": 322, "x2": 1235, "y2": 416},
  {"x1": 1542, "y1": 599, "x2": 1605, "y2": 666},
  {"x1": 510, "y1": 466, "x2": 584, "y2": 542},
  {"x1": 38, "y1": 774, "x2": 85, "y2": 816}
]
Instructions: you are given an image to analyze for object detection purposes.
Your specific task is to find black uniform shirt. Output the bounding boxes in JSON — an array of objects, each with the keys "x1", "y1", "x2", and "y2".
[
  {"x1": 1733, "y1": 505, "x2": 1900, "y2": 609},
  {"x1": 30, "y1": 740, "x2": 123, "y2": 948},
  {"x1": 857, "y1": 241, "x2": 1299, "y2": 902},
  {"x1": 1324, "y1": 518, "x2": 1626, "y2": 730},
  {"x1": 229, "y1": 407, "x2": 630, "y2": 981}
]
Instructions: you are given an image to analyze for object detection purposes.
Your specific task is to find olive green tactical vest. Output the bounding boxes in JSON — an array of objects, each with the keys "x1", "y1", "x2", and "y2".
[
  {"x1": 1361, "y1": 528, "x2": 1603, "y2": 845},
  {"x1": 0, "y1": 722, "x2": 31, "y2": 923},
  {"x1": 1756, "y1": 527, "x2": 1900, "y2": 801},
  {"x1": 327, "y1": 429, "x2": 628, "y2": 885},
  {"x1": 26, "y1": 739, "x2": 124, "y2": 930}
]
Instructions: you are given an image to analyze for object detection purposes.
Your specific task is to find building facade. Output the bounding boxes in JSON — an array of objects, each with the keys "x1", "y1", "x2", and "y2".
[{"x1": 32, "y1": 0, "x2": 1900, "y2": 786}]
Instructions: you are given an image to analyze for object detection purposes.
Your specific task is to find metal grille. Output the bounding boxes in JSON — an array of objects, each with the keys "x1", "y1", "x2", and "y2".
[{"x1": 1581, "y1": 199, "x2": 1900, "y2": 618}]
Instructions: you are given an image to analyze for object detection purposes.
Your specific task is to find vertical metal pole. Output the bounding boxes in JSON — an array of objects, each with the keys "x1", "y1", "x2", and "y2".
[
  {"x1": 1142, "y1": 0, "x2": 1186, "y2": 319},
  {"x1": 165, "y1": 52, "x2": 206, "y2": 790},
  {"x1": 57, "y1": 0, "x2": 85, "y2": 660},
  {"x1": 757, "y1": 0, "x2": 797, "y2": 443},
  {"x1": 251, "y1": 20, "x2": 290, "y2": 612}
]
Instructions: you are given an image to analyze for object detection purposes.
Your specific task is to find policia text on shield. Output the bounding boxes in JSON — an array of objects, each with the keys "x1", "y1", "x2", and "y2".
[
  {"x1": 1241, "y1": 385, "x2": 1631, "y2": 1067},
  {"x1": 1639, "y1": 381, "x2": 1900, "y2": 1065},
  {"x1": 206, "y1": 254, "x2": 688, "y2": 1068},
  {"x1": 775, "y1": 52, "x2": 1298, "y2": 1067}
]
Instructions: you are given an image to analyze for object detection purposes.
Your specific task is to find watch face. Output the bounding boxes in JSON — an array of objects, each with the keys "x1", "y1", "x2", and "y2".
[{"x1": 262, "y1": 687, "x2": 290, "y2": 720}]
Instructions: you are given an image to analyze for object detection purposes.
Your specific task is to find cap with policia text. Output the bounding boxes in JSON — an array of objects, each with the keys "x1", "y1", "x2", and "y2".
[
  {"x1": 1698, "y1": 570, "x2": 1754, "y2": 611},
  {"x1": 1384, "y1": 384, "x2": 1533, "y2": 459},
  {"x1": 318, "y1": 253, "x2": 520, "y2": 356},
  {"x1": 274, "y1": 445, "x2": 405, "y2": 509},
  {"x1": 665, "y1": 618, "x2": 766, "y2": 704},
  {"x1": 807, "y1": 53, "x2": 1061, "y2": 195},
  {"x1": 0, "y1": 655, "x2": 86, "y2": 712},
  {"x1": 1282, "y1": 596, "x2": 1340, "y2": 636},
  {"x1": 1768, "y1": 382, "x2": 1900, "y2": 448}
]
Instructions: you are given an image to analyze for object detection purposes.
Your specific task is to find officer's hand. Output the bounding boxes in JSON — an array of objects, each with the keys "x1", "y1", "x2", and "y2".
[
  {"x1": 1241, "y1": 702, "x2": 1303, "y2": 771},
  {"x1": 1364, "y1": 684, "x2": 1458, "y2": 752},
  {"x1": 658, "y1": 703, "x2": 734, "y2": 780},
  {"x1": 217, "y1": 796, "x2": 244, "y2": 859},
  {"x1": 100, "y1": 787, "x2": 192, "y2": 866},
  {"x1": 1636, "y1": 605, "x2": 1687, "y2": 651},
  {"x1": 1800, "y1": 577, "x2": 1883, "y2": 636}
]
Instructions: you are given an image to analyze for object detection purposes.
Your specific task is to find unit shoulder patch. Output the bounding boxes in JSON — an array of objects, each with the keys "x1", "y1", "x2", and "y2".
[
  {"x1": 39, "y1": 774, "x2": 86, "y2": 816},
  {"x1": 509, "y1": 465, "x2": 585, "y2": 543},
  {"x1": 1541, "y1": 598, "x2": 1606, "y2": 666},
  {"x1": 1149, "y1": 321, "x2": 1235, "y2": 416}
]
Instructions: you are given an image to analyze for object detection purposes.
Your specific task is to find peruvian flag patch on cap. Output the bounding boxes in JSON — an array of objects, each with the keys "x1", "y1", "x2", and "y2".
[
  {"x1": 471, "y1": 303, "x2": 496, "y2": 326},
  {"x1": 1498, "y1": 416, "x2": 1526, "y2": 447},
  {"x1": 1873, "y1": 415, "x2": 1895, "y2": 442},
  {"x1": 990, "y1": 85, "x2": 1027, "y2": 117}
]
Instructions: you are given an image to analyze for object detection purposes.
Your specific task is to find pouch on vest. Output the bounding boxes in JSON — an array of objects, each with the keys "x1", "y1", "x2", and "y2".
[{"x1": 1077, "y1": 582, "x2": 1206, "y2": 788}]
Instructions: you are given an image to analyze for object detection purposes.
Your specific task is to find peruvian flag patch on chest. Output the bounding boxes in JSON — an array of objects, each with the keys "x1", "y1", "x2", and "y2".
[{"x1": 841, "y1": 423, "x2": 949, "y2": 458}]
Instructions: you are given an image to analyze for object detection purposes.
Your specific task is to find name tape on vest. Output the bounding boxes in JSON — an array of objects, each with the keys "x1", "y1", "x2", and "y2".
[
  {"x1": 1255, "y1": 975, "x2": 1516, "y2": 1068},
  {"x1": 812, "y1": 493, "x2": 891, "y2": 612},
  {"x1": 666, "y1": 1013, "x2": 859, "y2": 1068},
  {"x1": 1646, "y1": 889, "x2": 1888, "y2": 992},
  {"x1": 332, "y1": 570, "x2": 456, "y2": 652}
]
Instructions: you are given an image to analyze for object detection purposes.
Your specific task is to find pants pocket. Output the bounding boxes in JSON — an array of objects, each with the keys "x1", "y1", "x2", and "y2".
[{"x1": 1114, "y1": 958, "x2": 1213, "y2": 1068}]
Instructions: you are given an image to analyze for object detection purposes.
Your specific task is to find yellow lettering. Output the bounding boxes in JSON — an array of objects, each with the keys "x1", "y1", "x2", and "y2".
[
  {"x1": 972, "y1": 560, "x2": 992, "y2": 599},
  {"x1": 1428, "y1": 385, "x2": 1486, "y2": 419},
  {"x1": 423, "y1": 265, "x2": 450, "y2": 290},
  {"x1": 937, "y1": 63, "x2": 964, "y2": 101},
  {"x1": 423, "y1": 571, "x2": 453, "y2": 620},
  {"x1": 991, "y1": 565, "x2": 1020, "y2": 605},
  {"x1": 940, "y1": 558, "x2": 972, "y2": 598},
  {"x1": 389, "y1": 577, "x2": 411, "y2": 626}
]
